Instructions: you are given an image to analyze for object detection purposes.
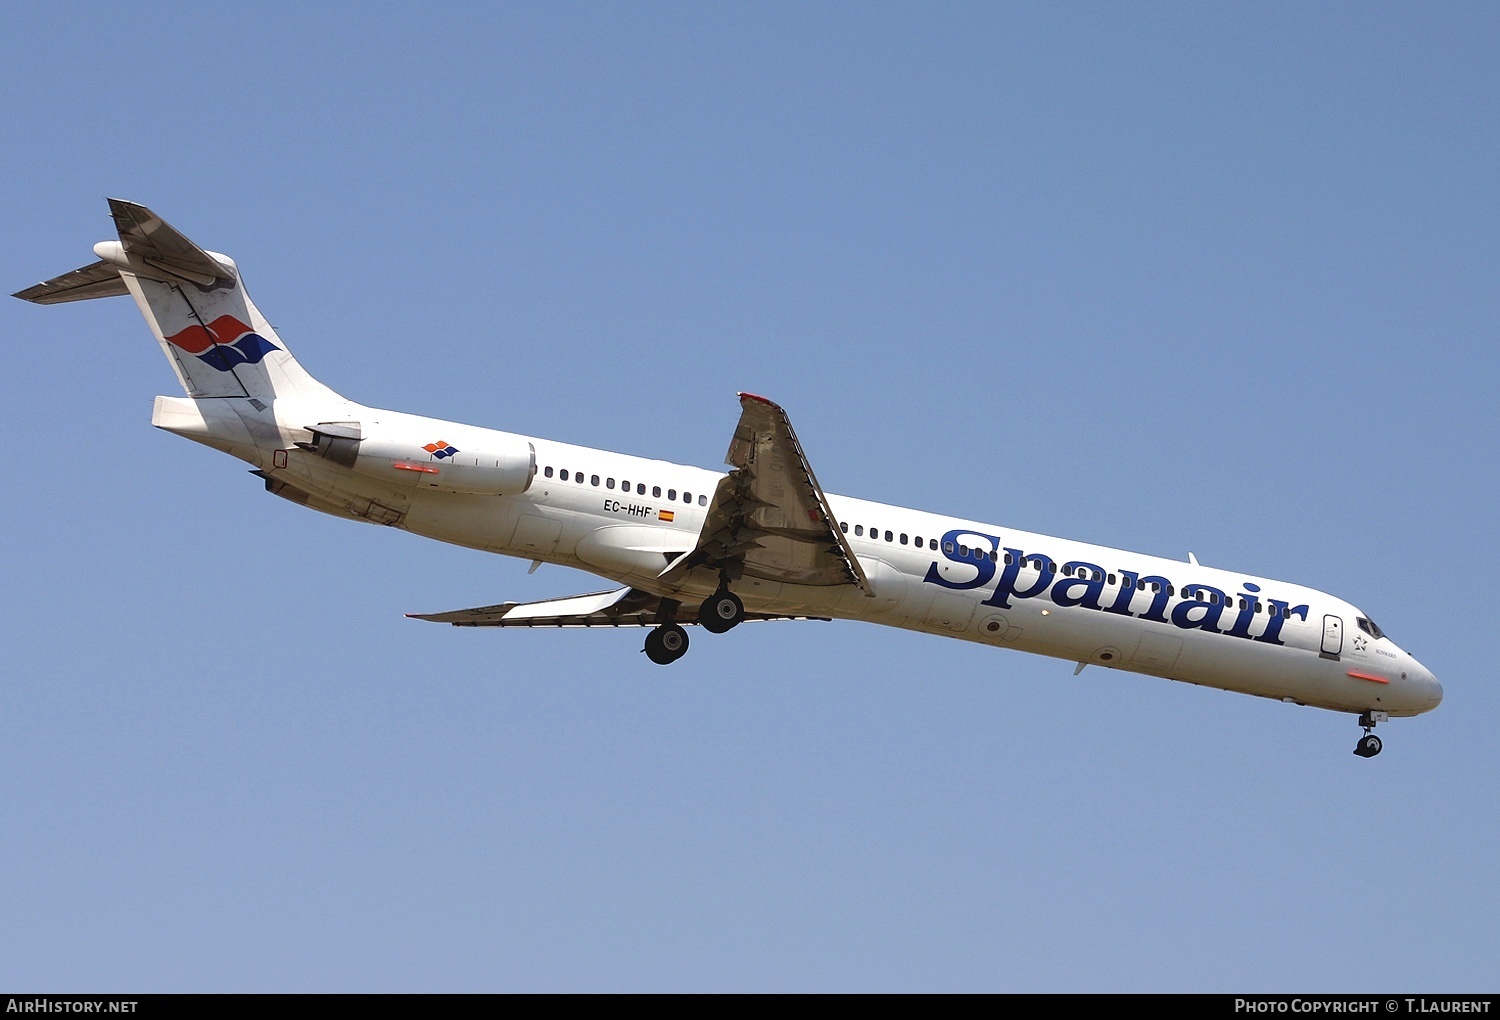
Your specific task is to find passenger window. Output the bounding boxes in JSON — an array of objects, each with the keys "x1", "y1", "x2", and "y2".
[
  {"x1": 668, "y1": 489, "x2": 677, "y2": 500},
  {"x1": 683, "y1": 491, "x2": 691, "y2": 503},
  {"x1": 637, "y1": 483, "x2": 646, "y2": 495},
  {"x1": 1004, "y1": 553, "x2": 1013, "y2": 565},
  {"x1": 621, "y1": 479, "x2": 629, "y2": 491},
  {"x1": 653, "y1": 486, "x2": 661, "y2": 497},
  {"x1": 544, "y1": 466, "x2": 554, "y2": 478},
  {"x1": 1107, "y1": 573, "x2": 1116, "y2": 585},
  {"x1": 559, "y1": 469, "x2": 569, "y2": 481},
  {"x1": 885, "y1": 530, "x2": 893, "y2": 542},
  {"x1": 607, "y1": 478, "x2": 615, "y2": 489},
  {"x1": 913, "y1": 536, "x2": 922, "y2": 547},
  {"x1": 841, "y1": 522, "x2": 849, "y2": 533},
  {"x1": 930, "y1": 539, "x2": 938, "y2": 550},
  {"x1": 900, "y1": 534, "x2": 908, "y2": 545},
  {"x1": 577, "y1": 473, "x2": 585, "y2": 485},
  {"x1": 591, "y1": 474, "x2": 600, "y2": 486},
  {"x1": 856, "y1": 525, "x2": 865, "y2": 537},
  {"x1": 698, "y1": 495, "x2": 707, "y2": 506},
  {"x1": 943, "y1": 541, "x2": 953, "y2": 553}
]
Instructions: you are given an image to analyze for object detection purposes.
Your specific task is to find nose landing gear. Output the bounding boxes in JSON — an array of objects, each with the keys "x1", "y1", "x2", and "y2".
[{"x1": 1353, "y1": 711, "x2": 1389, "y2": 758}]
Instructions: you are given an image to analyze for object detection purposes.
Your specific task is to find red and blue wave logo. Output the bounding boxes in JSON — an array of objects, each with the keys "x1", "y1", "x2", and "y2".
[{"x1": 164, "y1": 315, "x2": 279, "y2": 371}]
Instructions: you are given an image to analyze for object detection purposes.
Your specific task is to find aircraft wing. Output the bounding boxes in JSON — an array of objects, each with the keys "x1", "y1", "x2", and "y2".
[
  {"x1": 659, "y1": 393, "x2": 872, "y2": 593},
  {"x1": 407, "y1": 585, "x2": 827, "y2": 628}
]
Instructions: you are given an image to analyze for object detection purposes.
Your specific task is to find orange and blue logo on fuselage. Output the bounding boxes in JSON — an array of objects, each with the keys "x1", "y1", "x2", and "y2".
[
  {"x1": 422, "y1": 441, "x2": 459, "y2": 459},
  {"x1": 164, "y1": 315, "x2": 279, "y2": 371}
]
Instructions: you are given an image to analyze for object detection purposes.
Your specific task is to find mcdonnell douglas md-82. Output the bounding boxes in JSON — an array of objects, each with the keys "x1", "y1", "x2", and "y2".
[{"x1": 16, "y1": 200, "x2": 1443, "y2": 757}]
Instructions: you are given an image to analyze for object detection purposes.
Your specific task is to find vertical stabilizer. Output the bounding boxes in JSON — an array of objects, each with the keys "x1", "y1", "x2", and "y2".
[{"x1": 15, "y1": 200, "x2": 341, "y2": 403}]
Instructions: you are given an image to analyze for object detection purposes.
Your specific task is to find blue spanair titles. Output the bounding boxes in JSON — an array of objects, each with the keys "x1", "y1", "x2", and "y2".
[{"x1": 922, "y1": 529, "x2": 1308, "y2": 645}]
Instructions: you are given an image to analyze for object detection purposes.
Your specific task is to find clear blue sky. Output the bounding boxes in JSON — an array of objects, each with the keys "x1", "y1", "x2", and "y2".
[{"x1": 2, "y1": 3, "x2": 1496, "y2": 992}]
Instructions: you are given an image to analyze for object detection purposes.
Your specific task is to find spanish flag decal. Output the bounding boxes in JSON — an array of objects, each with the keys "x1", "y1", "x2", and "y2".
[{"x1": 658, "y1": 509, "x2": 675, "y2": 522}]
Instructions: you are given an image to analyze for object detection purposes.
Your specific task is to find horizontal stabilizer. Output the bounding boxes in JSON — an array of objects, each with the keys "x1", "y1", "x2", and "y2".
[
  {"x1": 108, "y1": 198, "x2": 236, "y2": 286},
  {"x1": 14, "y1": 199, "x2": 235, "y2": 305},
  {"x1": 408, "y1": 586, "x2": 828, "y2": 628},
  {"x1": 13, "y1": 259, "x2": 129, "y2": 304}
]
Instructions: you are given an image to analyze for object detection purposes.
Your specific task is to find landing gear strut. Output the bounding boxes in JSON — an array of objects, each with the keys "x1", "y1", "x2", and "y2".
[
  {"x1": 698, "y1": 586, "x2": 745, "y2": 634},
  {"x1": 1353, "y1": 711, "x2": 1388, "y2": 758},
  {"x1": 644, "y1": 622, "x2": 690, "y2": 665}
]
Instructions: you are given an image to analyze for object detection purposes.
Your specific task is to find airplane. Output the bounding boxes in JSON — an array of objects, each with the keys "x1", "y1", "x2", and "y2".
[{"x1": 15, "y1": 200, "x2": 1443, "y2": 757}]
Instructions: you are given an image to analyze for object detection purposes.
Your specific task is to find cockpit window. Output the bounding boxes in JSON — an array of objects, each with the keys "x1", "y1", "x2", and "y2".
[{"x1": 1356, "y1": 617, "x2": 1385, "y2": 640}]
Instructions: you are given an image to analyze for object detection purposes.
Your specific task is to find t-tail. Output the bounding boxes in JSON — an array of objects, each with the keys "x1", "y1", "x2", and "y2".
[{"x1": 14, "y1": 199, "x2": 339, "y2": 404}]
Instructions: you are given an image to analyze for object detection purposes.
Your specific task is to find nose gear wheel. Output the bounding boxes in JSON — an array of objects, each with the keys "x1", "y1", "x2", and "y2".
[{"x1": 1352, "y1": 711, "x2": 1386, "y2": 757}]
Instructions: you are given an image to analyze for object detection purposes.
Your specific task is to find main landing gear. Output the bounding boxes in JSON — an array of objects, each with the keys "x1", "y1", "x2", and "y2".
[
  {"x1": 644, "y1": 622, "x2": 689, "y2": 665},
  {"x1": 698, "y1": 586, "x2": 745, "y2": 635},
  {"x1": 1353, "y1": 711, "x2": 1389, "y2": 758},
  {"x1": 641, "y1": 585, "x2": 746, "y2": 665}
]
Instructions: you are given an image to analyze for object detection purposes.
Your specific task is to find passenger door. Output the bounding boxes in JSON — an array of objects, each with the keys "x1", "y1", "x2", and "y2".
[{"x1": 1321, "y1": 614, "x2": 1344, "y2": 658}]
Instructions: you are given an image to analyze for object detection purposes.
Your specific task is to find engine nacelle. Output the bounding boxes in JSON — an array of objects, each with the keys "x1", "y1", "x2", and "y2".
[{"x1": 300, "y1": 420, "x2": 535, "y2": 495}]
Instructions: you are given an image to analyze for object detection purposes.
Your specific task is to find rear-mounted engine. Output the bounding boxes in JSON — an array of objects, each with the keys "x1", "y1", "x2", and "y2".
[{"x1": 298, "y1": 421, "x2": 535, "y2": 495}]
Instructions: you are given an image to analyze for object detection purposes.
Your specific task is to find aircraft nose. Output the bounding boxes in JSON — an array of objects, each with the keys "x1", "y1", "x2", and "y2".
[{"x1": 1410, "y1": 658, "x2": 1443, "y2": 712}]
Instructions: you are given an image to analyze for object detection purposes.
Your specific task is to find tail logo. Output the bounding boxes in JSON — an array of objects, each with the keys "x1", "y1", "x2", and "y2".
[
  {"x1": 423, "y1": 441, "x2": 459, "y2": 460},
  {"x1": 164, "y1": 315, "x2": 279, "y2": 372}
]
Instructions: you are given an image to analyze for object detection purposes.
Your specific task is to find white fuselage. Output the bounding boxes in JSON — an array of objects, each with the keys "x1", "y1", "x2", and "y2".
[{"x1": 155, "y1": 393, "x2": 1444, "y2": 720}]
